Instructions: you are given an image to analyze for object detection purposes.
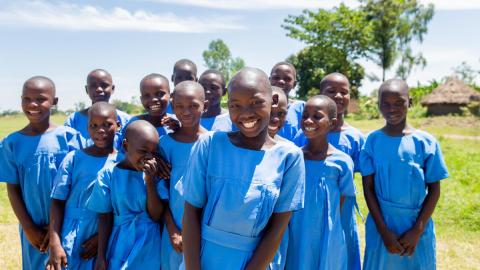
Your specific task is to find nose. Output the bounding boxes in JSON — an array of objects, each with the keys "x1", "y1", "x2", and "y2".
[
  {"x1": 270, "y1": 117, "x2": 279, "y2": 125},
  {"x1": 96, "y1": 86, "x2": 103, "y2": 93},
  {"x1": 334, "y1": 92, "x2": 342, "y2": 99}
]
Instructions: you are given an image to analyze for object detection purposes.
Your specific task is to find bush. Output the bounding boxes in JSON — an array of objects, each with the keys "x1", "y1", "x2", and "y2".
[{"x1": 352, "y1": 96, "x2": 380, "y2": 120}]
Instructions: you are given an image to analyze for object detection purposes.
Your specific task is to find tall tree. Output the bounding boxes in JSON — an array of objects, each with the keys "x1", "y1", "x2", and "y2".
[
  {"x1": 361, "y1": 0, "x2": 434, "y2": 81},
  {"x1": 202, "y1": 39, "x2": 245, "y2": 82}
]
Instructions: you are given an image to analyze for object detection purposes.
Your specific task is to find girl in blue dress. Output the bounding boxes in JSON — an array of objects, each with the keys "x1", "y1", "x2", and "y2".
[
  {"x1": 360, "y1": 79, "x2": 449, "y2": 270},
  {"x1": 0, "y1": 76, "x2": 82, "y2": 269},
  {"x1": 160, "y1": 81, "x2": 208, "y2": 269},
  {"x1": 46, "y1": 102, "x2": 119, "y2": 270},
  {"x1": 182, "y1": 67, "x2": 305, "y2": 270},
  {"x1": 269, "y1": 62, "x2": 305, "y2": 141},
  {"x1": 87, "y1": 120, "x2": 168, "y2": 270},
  {"x1": 286, "y1": 95, "x2": 355, "y2": 270},
  {"x1": 198, "y1": 69, "x2": 228, "y2": 131},
  {"x1": 64, "y1": 69, "x2": 131, "y2": 147}
]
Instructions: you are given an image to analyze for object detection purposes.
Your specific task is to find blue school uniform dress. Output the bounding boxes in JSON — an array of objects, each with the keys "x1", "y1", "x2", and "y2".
[
  {"x1": 294, "y1": 125, "x2": 365, "y2": 270},
  {"x1": 182, "y1": 132, "x2": 305, "y2": 270},
  {"x1": 210, "y1": 113, "x2": 238, "y2": 132},
  {"x1": 286, "y1": 150, "x2": 355, "y2": 270},
  {"x1": 86, "y1": 165, "x2": 168, "y2": 270},
  {"x1": 50, "y1": 150, "x2": 118, "y2": 270},
  {"x1": 64, "y1": 109, "x2": 131, "y2": 148},
  {"x1": 159, "y1": 134, "x2": 203, "y2": 269},
  {"x1": 0, "y1": 126, "x2": 82, "y2": 270},
  {"x1": 200, "y1": 114, "x2": 226, "y2": 131},
  {"x1": 277, "y1": 100, "x2": 305, "y2": 141},
  {"x1": 360, "y1": 129, "x2": 449, "y2": 270}
]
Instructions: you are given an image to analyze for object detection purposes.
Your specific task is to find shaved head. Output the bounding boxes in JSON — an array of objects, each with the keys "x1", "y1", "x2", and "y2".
[
  {"x1": 308, "y1": 95, "x2": 337, "y2": 120},
  {"x1": 173, "y1": 59, "x2": 197, "y2": 74},
  {"x1": 88, "y1": 101, "x2": 117, "y2": 119},
  {"x1": 228, "y1": 67, "x2": 271, "y2": 96},
  {"x1": 23, "y1": 76, "x2": 56, "y2": 95},
  {"x1": 173, "y1": 81, "x2": 205, "y2": 101},
  {"x1": 87, "y1": 69, "x2": 112, "y2": 83},
  {"x1": 379, "y1": 78, "x2": 409, "y2": 96},
  {"x1": 124, "y1": 120, "x2": 159, "y2": 143},
  {"x1": 319, "y1": 73, "x2": 350, "y2": 92}
]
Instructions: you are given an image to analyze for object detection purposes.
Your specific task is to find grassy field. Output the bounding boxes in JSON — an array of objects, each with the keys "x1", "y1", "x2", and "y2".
[{"x1": 0, "y1": 114, "x2": 479, "y2": 269}]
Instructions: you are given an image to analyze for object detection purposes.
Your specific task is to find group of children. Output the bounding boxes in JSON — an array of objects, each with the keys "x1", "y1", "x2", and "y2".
[{"x1": 0, "y1": 59, "x2": 449, "y2": 270}]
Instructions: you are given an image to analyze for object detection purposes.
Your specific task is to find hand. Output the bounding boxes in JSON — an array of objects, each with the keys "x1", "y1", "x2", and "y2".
[
  {"x1": 155, "y1": 156, "x2": 171, "y2": 180},
  {"x1": 398, "y1": 227, "x2": 423, "y2": 256},
  {"x1": 80, "y1": 234, "x2": 98, "y2": 260},
  {"x1": 23, "y1": 225, "x2": 47, "y2": 252},
  {"x1": 380, "y1": 229, "x2": 404, "y2": 254},
  {"x1": 169, "y1": 230, "x2": 183, "y2": 253},
  {"x1": 161, "y1": 116, "x2": 180, "y2": 132},
  {"x1": 45, "y1": 244, "x2": 68, "y2": 270},
  {"x1": 142, "y1": 158, "x2": 158, "y2": 180},
  {"x1": 94, "y1": 257, "x2": 108, "y2": 270},
  {"x1": 40, "y1": 225, "x2": 50, "y2": 253}
]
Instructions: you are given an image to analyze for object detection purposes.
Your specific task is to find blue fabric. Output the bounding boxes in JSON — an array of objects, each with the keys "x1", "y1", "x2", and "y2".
[
  {"x1": 200, "y1": 114, "x2": 226, "y2": 131},
  {"x1": 182, "y1": 132, "x2": 305, "y2": 269},
  {"x1": 158, "y1": 134, "x2": 201, "y2": 269},
  {"x1": 50, "y1": 150, "x2": 117, "y2": 269},
  {"x1": 286, "y1": 151, "x2": 355, "y2": 270},
  {"x1": 294, "y1": 125, "x2": 365, "y2": 270},
  {"x1": 166, "y1": 102, "x2": 174, "y2": 114},
  {"x1": 277, "y1": 100, "x2": 305, "y2": 142},
  {"x1": 64, "y1": 109, "x2": 131, "y2": 149},
  {"x1": 360, "y1": 129, "x2": 449, "y2": 270},
  {"x1": 86, "y1": 165, "x2": 168, "y2": 269},
  {"x1": 210, "y1": 113, "x2": 238, "y2": 132},
  {"x1": 0, "y1": 126, "x2": 81, "y2": 270}
]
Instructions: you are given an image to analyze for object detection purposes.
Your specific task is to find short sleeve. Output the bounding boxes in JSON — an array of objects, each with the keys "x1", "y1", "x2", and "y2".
[
  {"x1": 274, "y1": 149, "x2": 305, "y2": 213},
  {"x1": 359, "y1": 135, "x2": 375, "y2": 177},
  {"x1": 65, "y1": 128, "x2": 84, "y2": 150},
  {"x1": 0, "y1": 138, "x2": 19, "y2": 184},
  {"x1": 157, "y1": 178, "x2": 169, "y2": 200},
  {"x1": 86, "y1": 167, "x2": 113, "y2": 213},
  {"x1": 338, "y1": 154, "x2": 356, "y2": 197},
  {"x1": 51, "y1": 151, "x2": 75, "y2": 200},
  {"x1": 424, "y1": 139, "x2": 449, "y2": 183},
  {"x1": 64, "y1": 113, "x2": 74, "y2": 127},
  {"x1": 351, "y1": 131, "x2": 366, "y2": 173},
  {"x1": 182, "y1": 135, "x2": 211, "y2": 208},
  {"x1": 292, "y1": 130, "x2": 307, "y2": 147}
]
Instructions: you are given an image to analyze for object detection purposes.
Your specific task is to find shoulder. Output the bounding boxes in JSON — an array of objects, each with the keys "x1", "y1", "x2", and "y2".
[
  {"x1": 116, "y1": 109, "x2": 131, "y2": 119},
  {"x1": 274, "y1": 139, "x2": 303, "y2": 160},
  {"x1": 344, "y1": 125, "x2": 365, "y2": 140},
  {"x1": 364, "y1": 129, "x2": 383, "y2": 142},
  {"x1": 330, "y1": 149, "x2": 354, "y2": 170},
  {"x1": 1, "y1": 131, "x2": 22, "y2": 144},
  {"x1": 289, "y1": 99, "x2": 305, "y2": 111},
  {"x1": 411, "y1": 129, "x2": 437, "y2": 144}
]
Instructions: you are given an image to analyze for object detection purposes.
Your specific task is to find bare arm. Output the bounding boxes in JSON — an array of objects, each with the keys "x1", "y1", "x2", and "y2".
[
  {"x1": 362, "y1": 174, "x2": 404, "y2": 254},
  {"x1": 46, "y1": 199, "x2": 67, "y2": 270},
  {"x1": 245, "y1": 212, "x2": 291, "y2": 270},
  {"x1": 95, "y1": 213, "x2": 113, "y2": 270},
  {"x1": 7, "y1": 183, "x2": 48, "y2": 252},
  {"x1": 164, "y1": 206, "x2": 183, "y2": 252},
  {"x1": 182, "y1": 203, "x2": 202, "y2": 270}
]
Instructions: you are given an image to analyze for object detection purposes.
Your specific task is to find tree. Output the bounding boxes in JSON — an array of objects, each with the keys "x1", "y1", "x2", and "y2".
[
  {"x1": 202, "y1": 39, "x2": 245, "y2": 82},
  {"x1": 361, "y1": 0, "x2": 434, "y2": 81},
  {"x1": 283, "y1": 4, "x2": 371, "y2": 98},
  {"x1": 452, "y1": 61, "x2": 478, "y2": 85}
]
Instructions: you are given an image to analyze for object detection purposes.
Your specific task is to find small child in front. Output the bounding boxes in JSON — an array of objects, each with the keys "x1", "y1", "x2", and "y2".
[
  {"x1": 46, "y1": 102, "x2": 119, "y2": 270},
  {"x1": 87, "y1": 120, "x2": 167, "y2": 269},
  {"x1": 360, "y1": 79, "x2": 449, "y2": 269},
  {"x1": 160, "y1": 81, "x2": 208, "y2": 269},
  {"x1": 286, "y1": 95, "x2": 355, "y2": 270},
  {"x1": 0, "y1": 76, "x2": 81, "y2": 269},
  {"x1": 182, "y1": 67, "x2": 305, "y2": 270}
]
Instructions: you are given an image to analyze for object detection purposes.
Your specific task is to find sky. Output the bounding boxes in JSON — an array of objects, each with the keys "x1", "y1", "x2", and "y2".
[{"x1": 1, "y1": 0, "x2": 479, "y2": 111}]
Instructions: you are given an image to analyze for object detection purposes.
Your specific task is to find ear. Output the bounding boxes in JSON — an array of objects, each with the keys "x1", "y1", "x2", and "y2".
[
  {"x1": 122, "y1": 139, "x2": 128, "y2": 152},
  {"x1": 111, "y1": 84, "x2": 115, "y2": 92},
  {"x1": 53, "y1": 97, "x2": 59, "y2": 106},
  {"x1": 408, "y1": 97, "x2": 413, "y2": 108},
  {"x1": 171, "y1": 74, "x2": 175, "y2": 83},
  {"x1": 272, "y1": 93, "x2": 279, "y2": 107},
  {"x1": 116, "y1": 120, "x2": 121, "y2": 129},
  {"x1": 203, "y1": 100, "x2": 210, "y2": 113},
  {"x1": 85, "y1": 85, "x2": 88, "y2": 94},
  {"x1": 330, "y1": 117, "x2": 338, "y2": 129}
]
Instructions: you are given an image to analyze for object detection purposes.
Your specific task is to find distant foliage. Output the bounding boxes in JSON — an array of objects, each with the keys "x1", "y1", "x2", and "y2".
[
  {"x1": 112, "y1": 98, "x2": 144, "y2": 115},
  {"x1": 202, "y1": 39, "x2": 246, "y2": 83},
  {"x1": 409, "y1": 80, "x2": 439, "y2": 105}
]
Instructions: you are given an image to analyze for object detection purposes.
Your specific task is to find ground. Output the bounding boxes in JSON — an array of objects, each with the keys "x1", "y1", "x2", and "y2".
[{"x1": 0, "y1": 114, "x2": 479, "y2": 269}]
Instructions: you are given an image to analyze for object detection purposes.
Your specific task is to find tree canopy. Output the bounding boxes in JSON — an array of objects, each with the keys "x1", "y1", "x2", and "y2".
[{"x1": 202, "y1": 39, "x2": 245, "y2": 82}]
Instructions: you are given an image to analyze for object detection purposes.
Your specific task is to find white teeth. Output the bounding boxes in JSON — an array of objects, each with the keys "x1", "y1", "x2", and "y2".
[
  {"x1": 28, "y1": 111, "x2": 40, "y2": 115},
  {"x1": 242, "y1": 120, "x2": 257, "y2": 129},
  {"x1": 305, "y1": 127, "x2": 316, "y2": 131},
  {"x1": 150, "y1": 105, "x2": 161, "y2": 110}
]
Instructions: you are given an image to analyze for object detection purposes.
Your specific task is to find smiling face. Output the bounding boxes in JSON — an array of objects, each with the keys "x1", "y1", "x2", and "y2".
[
  {"x1": 198, "y1": 72, "x2": 225, "y2": 111},
  {"x1": 268, "y1": 87, "x2": 288, "y2": 137},
  {"x1": 21, "y1": 77, "x2": 57, "y2": 124},
  {"x1": 122, "y1": 121, "x2": 159, "y2": 171},
  {"x1": 270, "y1": 64, "x2": 296, "y2": 96},
  {"x1": 301, "y1": 97, "x2": 336, "y2": 139},
  {"x1": 85, "y1": 70, "x2": 114, "y2": 104},
  {"x1": 228, "y1": 69, "x2": 272, "y2": 138},
  {"x1": 378, "y1": 80, "x2": 410, "y2": 126},
  {"x1": 87, "y1": 103, "x2": 119, "y2": 148},
  {"x1": 172, "y1": 81, "x2": 205, "y2": 128},
  {"x1": 320, "y1": 73, "x2": 350, "y2": 115},
  {"x1": 140, "y1": 76, "x2": 170, "y2": 117}
]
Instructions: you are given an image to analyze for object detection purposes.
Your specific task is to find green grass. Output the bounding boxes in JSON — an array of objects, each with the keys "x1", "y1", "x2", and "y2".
[{"x1": 0, "y1": 114, "x2": 479, "y2": 269}]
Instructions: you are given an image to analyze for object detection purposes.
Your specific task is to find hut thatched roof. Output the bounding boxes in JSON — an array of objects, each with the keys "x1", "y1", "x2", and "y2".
[{"x1": 421, "y1": 77, "x2": 480, "y2": 106}]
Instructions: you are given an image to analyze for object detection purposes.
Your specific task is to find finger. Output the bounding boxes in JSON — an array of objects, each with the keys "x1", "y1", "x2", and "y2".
[
  {"x1": 62, "y1": 257, "x2": 68, "y2": 269},
  {"x1": 45, "y1": 263, "x2": 52, "y2": 270},
  {"x1": 407, "y1": 245, "x2": 415, "y2": 256},
  {"x1": 40, "y1": 232, "x2": 50, "y2": 253}
]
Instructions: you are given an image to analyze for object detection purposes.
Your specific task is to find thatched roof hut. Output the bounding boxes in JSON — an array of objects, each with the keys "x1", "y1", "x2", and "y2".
[{"x1": 421, "y1": 77, "x2": 480, "y2": 115}]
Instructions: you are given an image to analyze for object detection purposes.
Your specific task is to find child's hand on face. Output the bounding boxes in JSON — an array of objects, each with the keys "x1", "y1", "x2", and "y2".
[
  {"x1": 380, "y1": 229, "x2": 404, "y2": 254},
  {"x1": 161, "y1": 115, "x2": 180, "y2": 132},
  {"x1": 155, "y1": 156, "x2": 171, "y2": 180},
  {"x1": 398, "y1": 227, "x2": 423, "y2": 256},
  {"x1": 46, "y1": 244, "x2": 68, "y2": 270},
  {"x1": 81, "y1": 234, "x2": 99, "y2": 260},
  {"x1": 23, "y1": 225, "x2": 48, "y2": 252},
  {"x1": 142, "y1": 157, "x2": 158, "y2": 181}
]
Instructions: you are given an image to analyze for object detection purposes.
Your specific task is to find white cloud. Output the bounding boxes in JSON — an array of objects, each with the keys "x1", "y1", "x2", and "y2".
[
  {"x1": 147, "y1": 0, "x2": 360, "y2": 10},
  {"x1": 0, "y1": 1, "x2": 243, "y2": 32},
  {"x1": 421, "y1": 0, "x2": 480, "y2": 10}
]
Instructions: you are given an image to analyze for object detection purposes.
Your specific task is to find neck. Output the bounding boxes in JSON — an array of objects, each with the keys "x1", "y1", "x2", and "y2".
[
  {"x1": 27, "y1": 118, "x2": 54, "y2": 134},
  {"x1": 333, "y1": 113, "x2": 344, "y2": 132},
  {"x1": 305, "y1": 135, "x2": 329, "y2": 155},
  {"x1": 237, "y1": 128, "x2": 271, "y2": 150},
  {"x1": 90, "y1": 144, "x2": 115, "y2": 156},
  {"x1": 203, "y1": 105, "x2": 222, "y2": 118},
  {"x1": 145, "y1": 113, "x2": 165, "y2": 127},
  {"x1": 384, "y1": 118, "x2": 410, "y2": 136},
  {"x1": 175, "y1": 123, "x2": 201, "y2": 141}
]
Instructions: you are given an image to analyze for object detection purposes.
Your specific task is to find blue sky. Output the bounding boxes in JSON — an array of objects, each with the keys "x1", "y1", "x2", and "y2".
[{"x1": 1, "y1": 0, "x2": 479, "y2": 111}]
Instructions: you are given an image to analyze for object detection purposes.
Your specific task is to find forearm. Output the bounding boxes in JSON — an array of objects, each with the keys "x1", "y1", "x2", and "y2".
[
  {"x1": 164, "y1": 206, "x2": 180, "y2": 235},
  {"x1": 97, "y1": 213, "x2": 113, "y2": 260},
  {"x1": 413, "y1": 182, "x2": 440, "y2": 233},
  {"x1": 6, "y1": 183, "x2": 37, "y2": 229},
  {"x1": 182, "y1": 203, "x2": 202, "y2": 270},
  {"x1": 49, "y1": 199, "x2": 66, "y2": 247},
  {"x1": 145, "y1": 180, "x2": 164, "y2": 221},
  {"x1": 362, "y1": 175, "x2": 388, "y2": 234},
  {"x1": 245, "y1": 212, "x2": 291, "y2": 270}
]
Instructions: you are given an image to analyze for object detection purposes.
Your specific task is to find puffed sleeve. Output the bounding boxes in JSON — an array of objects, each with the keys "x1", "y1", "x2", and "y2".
[
  {"x1": 424, "y1": 137, "x2": 449, "y2": 183},
  {"x1": 51, "y1": 151, "x2": 76, "y2": 200},
  {"x1": 86, "y1": 166, "x2": 113, "y2": 213},
  {"x1": 338, "y1": 154, "x2": 356, "y2": 197},
  {"x1": 0, "y1": 137, "x2": 19, "y2": 184},
  {"x1": 274, "y1": 147, "x2": 305, "y2": 213}
]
